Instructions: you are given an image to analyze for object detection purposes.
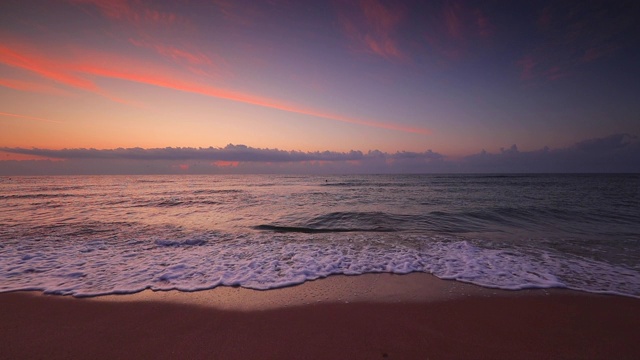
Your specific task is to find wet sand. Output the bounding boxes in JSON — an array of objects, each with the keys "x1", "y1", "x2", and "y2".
[{"x1": 1, "y1": 273, "x2": 639, "y2": 359}]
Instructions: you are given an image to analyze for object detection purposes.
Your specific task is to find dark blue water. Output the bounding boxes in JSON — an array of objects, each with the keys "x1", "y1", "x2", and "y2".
[{"x1": 1, "y1": 174, "x2": 639, "y2": 297}]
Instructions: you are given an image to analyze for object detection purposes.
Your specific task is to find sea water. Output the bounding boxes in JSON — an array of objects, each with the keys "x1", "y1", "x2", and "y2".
[{"x1": 0, "y1": 174, "x2": 638, "y2": 297}]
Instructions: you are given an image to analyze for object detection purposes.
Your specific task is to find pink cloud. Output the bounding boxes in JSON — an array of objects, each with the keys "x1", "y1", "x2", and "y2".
[
  {"x1": 71, "y1": 0, "x2": 213, "y2": 86},
  {"x1": 0, "y1": 43, "x2": 134, "y2": 105},
  {"x1": 69, "y1": 49, "x2": 429, "y2": 134},
  {"x1": 442, "y1": 2, "x2": 494, "y2": 39},
  {"x1": 70, "y1": 0, "x2": 132, "y2": 20},
  {"x1": 423, "y1": 1, "x2": 494, "y2": 62},
  {"x1": 144, "y1": 9, "x2": 178, "y2": 25},
  {"x1": 338, "y1": 0, "x2": 406, "y2": 61},
  {"x1": 361, "y1": 0, "x2": 402, "y2": 31},
  {"x1": 443, "y1": 2, "x2": 462, "y2": 38},
  {"x1": 211, "y1": 0, "x2": 261, "y2": 27},
  {"x1": 70, "y1": 0, "x2": 185, "y2": 27},
  {"x1": 128, "y1": 38, "x2": 213, "y2": 66},
  {"x1": 0, "y1": 78, "x2": 70, "y2": 96},
  {"x1": 0, "y1": 41, "x2": 429, "y2": 135},
  {"x1": 0, "y1": 44, "x2": 98, "y2": 92}
]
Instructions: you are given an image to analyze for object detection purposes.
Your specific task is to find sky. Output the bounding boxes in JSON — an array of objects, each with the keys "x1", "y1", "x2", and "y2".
[{"x1": 0, "y1": 0, "x2": 639, "y2": 174}]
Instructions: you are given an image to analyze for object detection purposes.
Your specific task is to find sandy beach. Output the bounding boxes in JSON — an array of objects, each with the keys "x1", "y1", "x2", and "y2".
[{"x1": 1, "y1": 273, "x2": 639, "y2": 360}]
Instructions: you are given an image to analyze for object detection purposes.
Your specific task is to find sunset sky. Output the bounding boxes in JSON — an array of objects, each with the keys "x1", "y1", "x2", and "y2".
[{"x1": 1, "y1": 0, "x2": 639, "y2": 174}]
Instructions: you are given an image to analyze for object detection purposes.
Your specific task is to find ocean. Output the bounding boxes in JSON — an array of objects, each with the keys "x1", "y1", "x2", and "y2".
[{"x1": 1, "y1": 174, "x2": 639, "y2": 297}]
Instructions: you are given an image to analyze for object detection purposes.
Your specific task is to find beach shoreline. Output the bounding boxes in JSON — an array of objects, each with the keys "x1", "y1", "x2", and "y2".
[{"x1": 1, "y1": 273, "x2": 639, "y2": 359}]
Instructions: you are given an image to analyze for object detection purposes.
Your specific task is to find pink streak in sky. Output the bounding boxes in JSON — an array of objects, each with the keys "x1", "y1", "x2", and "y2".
[
  {"x1": 76, "y1": 56, "x2": 429, "y2": 134},
  {"x1": 0, "y1": 111, "x2": 62, "y2": 124},
  {"x1": 128, "y1": 38, "x2": 213, "y2": 66},
  {"x1": 0, "y1": 78, "x2": 70, "y2": 96},
  {"x1": 0, "y1": 41, "x2": 430, "y2": 135},
  {"x1": 0, "y1": 45, "x2": 98, "y2": 92}
]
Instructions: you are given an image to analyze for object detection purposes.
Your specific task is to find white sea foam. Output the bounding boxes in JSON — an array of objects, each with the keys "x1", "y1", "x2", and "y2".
[{"x1": 1, "y1": 232, "x2": 639, "y2": 298}]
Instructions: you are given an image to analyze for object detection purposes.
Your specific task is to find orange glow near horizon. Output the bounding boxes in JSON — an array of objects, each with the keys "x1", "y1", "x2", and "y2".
[{"x1": 212, "y1": 161, "x2": 240, "y2": 167}]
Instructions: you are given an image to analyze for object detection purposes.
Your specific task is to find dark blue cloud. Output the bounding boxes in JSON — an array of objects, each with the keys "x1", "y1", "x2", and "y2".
[
  {"x1": 460, "y1": 133, "x2": 639, "y2": 173},
  {"x1": 0, "y1": 134, "x2": 637, "y2": 175},
  {"x1": 0, "y1": 145, "x2": 366, "y2": 162}
]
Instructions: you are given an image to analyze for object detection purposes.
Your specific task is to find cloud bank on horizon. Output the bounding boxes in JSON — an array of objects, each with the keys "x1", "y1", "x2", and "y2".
[{"x1": 1, "y1": 134, "x2": 637, "y2": 175}]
